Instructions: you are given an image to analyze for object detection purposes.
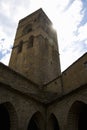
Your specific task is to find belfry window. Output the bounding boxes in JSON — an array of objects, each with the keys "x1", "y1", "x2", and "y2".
[
  {"x1": 84, "y1": 61, "x2": 87, "y2": 68},
  {"x1": 18, "y1": 40, "x2": 23, "y2": 53},
  {"x1": 27, "y1": 36, "x2": 34, "y2": 48},
  {"x1": 22, "y1": 24, "x2": 32, "y2": 35}
]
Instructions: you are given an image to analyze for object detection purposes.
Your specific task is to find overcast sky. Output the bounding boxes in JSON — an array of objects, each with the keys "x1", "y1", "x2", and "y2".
[{"x1": 0, "y1": 0, "x2": 87, "y2": 71}]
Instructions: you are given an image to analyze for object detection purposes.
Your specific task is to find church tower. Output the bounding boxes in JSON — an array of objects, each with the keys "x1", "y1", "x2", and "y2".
[{"x1": 9, "y1": 8, "x2": 61, "y2": 85}]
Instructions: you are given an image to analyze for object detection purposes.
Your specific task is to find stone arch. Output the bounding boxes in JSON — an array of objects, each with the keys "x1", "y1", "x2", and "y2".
[
  {"x1": 67, "y1": 100, "x2": 87, "y2": 130},
  {"x1": 0, "y1": 102, "x2": 18, "y2": 130},
  {"x1": 27, "y1": 111, "x2": 44, "y2": 130},
  {"x1": 47, "y1": 113, "x2": 60, "y2": 130}
]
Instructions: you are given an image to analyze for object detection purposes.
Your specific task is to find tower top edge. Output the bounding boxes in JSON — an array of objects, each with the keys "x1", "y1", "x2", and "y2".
[{"x1": 19, "y1": 8, "x2": 52, "y2": 25}]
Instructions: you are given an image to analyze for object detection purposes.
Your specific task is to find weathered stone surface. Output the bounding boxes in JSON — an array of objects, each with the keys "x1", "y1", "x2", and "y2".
[{"x1": 0, "y1": 8, "x2": 87, "y2": 130}]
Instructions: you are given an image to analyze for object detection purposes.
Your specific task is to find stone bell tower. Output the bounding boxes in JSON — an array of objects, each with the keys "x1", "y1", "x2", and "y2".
[{"x1": 9, "y1": 8, "x2": 61, "y2": 85}]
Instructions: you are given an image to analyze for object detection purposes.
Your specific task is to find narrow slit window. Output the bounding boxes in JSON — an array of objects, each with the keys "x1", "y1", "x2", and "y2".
[
  {"x1": 27, "y1": 36, "x2": 34, "y2": 48},
  {"x1": 84, "y1": 61, "x2": 87, "y2": 68},
  {"x1": 18, "y1": 41, "x2": 23, "y2": 53}
]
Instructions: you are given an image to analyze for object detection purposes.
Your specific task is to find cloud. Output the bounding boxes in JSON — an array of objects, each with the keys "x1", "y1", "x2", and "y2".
[
  {"x1": 64, "y1": 0, "x2": 75, "y2": 11},
  {"x1": 80, "y1": 0, "x2": 87, "y2": 26},
  {"x1": 0, "y1": 38, "x2": 11, "y2": 60},
  {"x1": 77, "y1": 22, "x2": 87, "y2": 41},
  {"x1": 0, "y1": 0, "x2": 31, "y2": 65},
  {"x1": 57, "y1": 0, "x2": 87, "y2": 71},
  {"x1": 0, "y1": 51, "x2": 11, "y2": 65}
]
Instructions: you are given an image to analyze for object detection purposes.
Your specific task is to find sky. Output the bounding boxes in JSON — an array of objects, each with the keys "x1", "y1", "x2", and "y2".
[{"x1": 0, "y1": 0, "x2": 87, "y2": 71}]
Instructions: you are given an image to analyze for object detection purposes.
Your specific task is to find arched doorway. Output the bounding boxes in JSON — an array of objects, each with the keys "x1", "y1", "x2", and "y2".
[
  {"x1": 0, "y1": 104, "x2": 10, "y2": 130},
  {"x1": 78, "y1": 103, "x2": 87, "y2": 130},
  {"x1": 0, "y1": 102, "x2": 18, "y2": 130},
  {"x1": 27, "y1": 112, "x2": 44, "y2": 130},
  {"x1": 47, "y1": 113, "x2": 59, "y2": 130},
  {"x1": 67, "y1": 101, "x2": 87, "y2": 130}
]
